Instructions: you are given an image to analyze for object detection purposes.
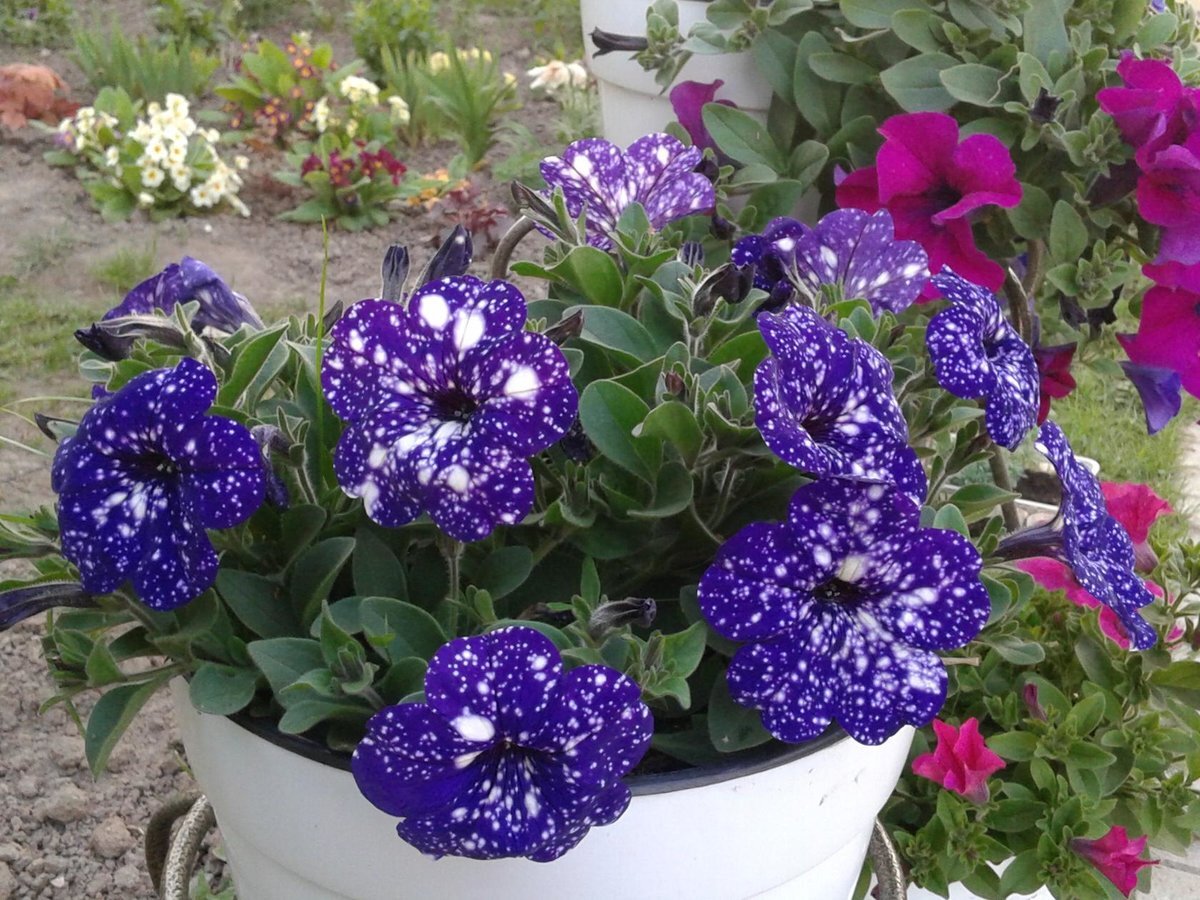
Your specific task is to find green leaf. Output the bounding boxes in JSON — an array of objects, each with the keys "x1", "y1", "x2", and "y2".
[
  {"x1": 1049, "y1": 200, "x2": 1088, "y2": 262},
  {"x1": 661, "y1": 621, "x2": 708, "y2": 679},
  {"x1": 637, "y1": 400, "x2": 704, "y2": 467},
  {"x1": 786, "y1": 141, "x2": 829, "y2": 190},
  {"x1": 360, "y1": 597, "x2": 447, "y2": 663},
  {"x1": 1136, "y1": 11, "x2": 1177, "y2": 49},
  {"x1": 578, "y1": 380, "x2": 657, "y2": 482},
  {"x1": 891, "y1": 9, "x2": 945, "y2": 53},
  {"x1": 217, "y1": 324, "x2": 289, "y2": 407},
  {"x1": 1023, "y1": 0, "x2": 1070, "y2": 66},
  {"x1": 948, "y1": 483, "x2": 1020, "y2": 523},
  {"x1": 1149, "y1": 660, "x2": 1200, "y2": 690},
  {"x1": 1066, "y1": 741, "x2": 1116, "y2": 769},
  {"x1": 989, "y1": 799, "x2": 1045, "y2": 832},
  {"x1": 988, "y1": 730, "x2": 1039, "y2": 761},
  {"x1": 247, "y1": 637, "x2": 326, "y2": 695},
  {"x1": 548, "y1": 247, "x2": 623, "y2": 306},
  {"x1": 85, "y1": 677, "x2": 168, "y2": 776},
  {"x1": 216, "y1": 569, "x2": 297, "y2": 639},
  {"x1": 378, "y1": 657, "x2": 427, "y2": 704},
  {"x1": 291, "y1": 537, "x2": 356, "y2": 625},
  {"x1": 473, "y1": 547, "x2": 534, "y2": 600},
  {"x1": 880, "y1": 54, "x2": 958, "y2": 112},
  {"x1": 808, "y1": 52, "x2": 877, "y2": 85},
  {"x1": 840, "y1": 0, "x2": 917, "y2": 28},
  {"x1": 629, "y1": 460, "x2": 694, "y2": 519},
  {"x1": 574, "y1": 306, "x2": 662, "y2": 361},
  {"x1": 702, "y1": 104, "x2": 786, "y2": 170},
  {"x1": 189, "y1": 663, "x2": 259, "y2": 715},
  {"x1": 985, "y1": 633, "x2": 1046, "y2": 665},
  {"x1": 352, "y1": 528, "x2": 407, "y2": 600},
  {"x1": 1065, "y1": 693, "x2": 1107, "y2": 737},
  {"x1": 998, "y1": 850, "x2": 1041, "y2": 897},
  {"x1": 939, "y1": 64, "x2": 1006, "y2": 107},
  {"x1": 1008, "y1": 183, "x2": 1052, "y2": 240},
  {"x1": 707, "y1": 675, "x2": 772, "y2": 753},
  {"x1": 278, "y1": 698, "x2": 371, "y2": 734},
  {"x1": 932, "y1": 504, "x2": 970, "y2": 536}
]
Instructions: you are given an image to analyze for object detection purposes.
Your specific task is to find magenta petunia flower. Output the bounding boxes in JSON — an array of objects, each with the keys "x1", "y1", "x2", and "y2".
[
  {"x1": 1135, "y1": 132, "x2": 1200, "y2": 264},
  {"x1": 1071, "y1": 826, "x2": 1159, "y2": 896},
  {"x1": 911, "y1": 717, "x2": 1005, "y2": 804},
  {"x1": 1117, "y1": 261, "x2": 1200, "y2": 403},
  {"x1": 835, "y1": 112, "x2": 1021, "y2": 293},
  {"x1": 1033, "y1": 340, "x2": 1076, "y2": 425},
  {"x1": 1101, "y1": 481, "x2": 1172, "y2": 572},
  {"x1": 668, "y1": 79, "x2": 733, "y2": 157},
  {"x1": 1097, "y1": 52, "x2": 1200, "y2": 168}
]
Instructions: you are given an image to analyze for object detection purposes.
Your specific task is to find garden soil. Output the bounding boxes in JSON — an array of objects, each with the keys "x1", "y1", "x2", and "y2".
[{"x1": 0, "y1": 3, "x2": 567, "y2": 895}]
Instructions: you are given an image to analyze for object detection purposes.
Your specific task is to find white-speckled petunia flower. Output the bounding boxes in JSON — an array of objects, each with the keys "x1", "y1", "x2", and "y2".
[
  {"x1": 926, "y1": 269, "x2": 1038, "y2": 450},
  {"x1": 51, "y1": 358, "x2": 265, "y2": 610},
  {"x1": 754, "y1": 304, "x2": 927, "y2": 504},
  {"x1": 732, "y1": 210, "x2": 929, "y2": 314},
  {"x1": 321, "y1": 276, "x2": 578, "y2": 542},
  {"x1": 539, "y1": 133, "x2": 715, "y2": 249},
  {"x1": 352, "y1": 626, "x2": 653, "y2": 861},
  {"x1": 698, "y1": 478, "x2": 990, "y2": 745}
]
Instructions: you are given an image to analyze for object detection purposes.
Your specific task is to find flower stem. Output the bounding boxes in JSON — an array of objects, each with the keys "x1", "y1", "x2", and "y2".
[
  {"x1": 439, "y1": 536, "x2": 464, "y2": 635},
  {"x1": 988, "y1": 447, "x2": 1021, "y2": 533}
]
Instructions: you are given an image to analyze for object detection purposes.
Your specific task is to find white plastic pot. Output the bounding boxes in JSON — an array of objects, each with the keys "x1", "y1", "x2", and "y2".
[
  {"x1": 580, "y1": 0, "x2": 773, "y2": 147},
  {"x1": 172, "y1": 679, "x2": 913, "y2": 900}
]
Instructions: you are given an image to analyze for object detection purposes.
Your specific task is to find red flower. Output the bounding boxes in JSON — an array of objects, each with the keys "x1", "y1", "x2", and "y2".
[
  {"x1": 300, "y1": 153, "x2": 323, "y2": 176},
  {"x1": 836, "y1": 112, "x2": 1021, "y2": 293},
  {"x1": 911, "y1": 718, "x2": 1005, "y2": 804},
  {"x1": 1033, "y1": 340, "x2": 1076, "y2": 424},
  {"x1": 1097, "y1": 52, "x2": 1200, "y2": 168},
  {"x1": 1071, "y1": 826, "x2": 1158, "y2": 896},
  {"x1": 1101, "y1": 481, "x2": 1172, "y2": 571}
]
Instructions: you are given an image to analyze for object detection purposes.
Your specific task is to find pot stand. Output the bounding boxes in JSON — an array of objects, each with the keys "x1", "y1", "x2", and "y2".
[{"x1": 145, "y1": 798, "x2": 908, "y2": 900}]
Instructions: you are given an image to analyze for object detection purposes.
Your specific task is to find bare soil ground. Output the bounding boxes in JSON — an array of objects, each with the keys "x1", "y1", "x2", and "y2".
[{"x1": 0, "y1": 2, "x2": 567, "y2": 895}]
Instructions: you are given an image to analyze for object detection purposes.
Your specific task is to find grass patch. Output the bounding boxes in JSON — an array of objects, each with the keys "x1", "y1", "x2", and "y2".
[
  {"x1": 5, "y1": 226, "x2": 76, "y2": 279},
  {"x1": 92, "y1": 245, "x2": 158, "y2": 296},
  {"x1": 0, "y1": 289, "x2": 107, "y2": 405}
]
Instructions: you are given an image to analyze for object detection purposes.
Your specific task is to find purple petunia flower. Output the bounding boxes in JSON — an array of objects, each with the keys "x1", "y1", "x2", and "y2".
[
  {"x1": 668, "y1": 79, "x2": 734, "y2": 159},
  {"x1": 1120, "y1": 361, "x2": 1182, "y2": 434},
  {"x1": 321, "y1": 276, "x2": 578, "y2": 542},
  {"x1": 999, "y1": 423, "x2": 1157, "y2": 650},
  {"x1": 51, "y1": 358, "x2": 265, "y2": 610},
  {"x1": 755, "y1": 304, "x2": 927, "y2": 503},
  {"x1": 699, "y1": 478, "x2": 990, "y2": 745},
  {"x1": 104, "y1": 257, "x2": 263, "y2": 334},
  {"x1": 926, "y1": 270, "x2": 1038, "y2": 450},
  {"x1": 732, "y1": 211, "x2": 929, "y2": 315},
  {"x1": 352, "y1": 626, "x2": 653, "y2": 861},
  {"x1": 539, "y1": 133, "x2": 715, "y2": 249}
]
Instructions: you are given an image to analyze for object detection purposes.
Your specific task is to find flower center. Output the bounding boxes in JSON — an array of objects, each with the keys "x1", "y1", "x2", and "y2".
[{"x1": 436, "y1": 387, "x2": 480, "y2": 421}]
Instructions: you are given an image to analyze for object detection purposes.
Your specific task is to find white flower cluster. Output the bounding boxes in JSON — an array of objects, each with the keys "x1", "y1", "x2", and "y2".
[
  {"x1": 428, "y1": 47, "x2": 493, "y2": 74},
  {"x1": 527, "y1": 60, "x2": 589, "y2": 92},
  {"x1": 387, "y1": 95, "x2": 410, "y2": 126},
  {"x1": 63, "y1": 93, "x2": 249, "y2": 217},
  {"x1": 339, "y1": 75, "x2": 380, "y2": 105},
  {"x1": 58, "y1": 106, "x2": 119, "y2": 152}
]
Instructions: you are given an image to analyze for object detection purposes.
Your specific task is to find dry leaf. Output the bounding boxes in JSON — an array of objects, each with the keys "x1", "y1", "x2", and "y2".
[{"x1": 0, "y1": 63, "x2": 80, "y2": 131}]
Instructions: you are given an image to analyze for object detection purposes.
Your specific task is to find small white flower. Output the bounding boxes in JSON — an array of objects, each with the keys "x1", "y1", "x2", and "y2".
[
  {"x1": 566, "y1": 61, "x2": 589, "y2": 88},
  {"x1": 387, "y1": 95, "x2": 410, "y2": 126},
  {"x1": 313, "y1": 96, "x2": 330, "y2": 133},
  {"x1": 137, "y1": 191, "x2": 155, "y2": 208},
  {"x1": 339, "y1": 75, "x2": 380, "y2": 104},
  {"x1": 203, "y1": 128, "x2": 221, "y2": 144},
  {"x1": 141, "y1": 166, "x2": 165, "y2": 188},
  {"x1": 167, "y1": 141, "x2": 188, "y2": 167},
  {"x1": 104, "y1": 147, "x2": 120, "y2": 168},
  {"x1": 345, "y1": 119, "x2": 358, "y2": 138},
  {"x1": 234, "y1": 155, "x2": 250, "y2": 170},
  {"x1": 143, "y1": 139, "x2": 168, "y2": 164},
  {"x1": 428, "y1": 51, "x2": 450, "y2": 74}
]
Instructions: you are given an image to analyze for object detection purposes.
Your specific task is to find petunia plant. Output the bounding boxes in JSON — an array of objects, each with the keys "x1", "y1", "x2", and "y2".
[{"x1": 0, "y1": 121, "x2": 1197, "y2": 896}]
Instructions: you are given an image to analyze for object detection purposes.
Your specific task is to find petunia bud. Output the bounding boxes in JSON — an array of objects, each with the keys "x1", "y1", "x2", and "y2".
[
  {"x1": 34, "y1": 414, "x2": 77, "y2": 444},
  {"x1": 663, "y1": 371, "x2": 685, "y2": 398},
  {"x1": 322, "y1": 300, "x2": 345, "y2": 332},
  {"x1": 380, "y1": 244, "x2": 410, "y2": 301},
  {"x1": 511, "y1": 181, "x2": 559, "y2": 222},
  {"x1": 678, "y1": 241, "x2": 705, "y2": 268},
  {"x1": 74, "y1": 323, "x2": 135, "y2": 361},
  {"x1": 709, "y1": 211, "x2": 735, "y2": 240},
  {"x1": 694, "y1": 263, "x2": 754, "y2": 315},
  {"x1": 1022, "y1": 683, "x2": 1046, "y2": 721},
  {"x1": 544, "y1": 310, "x2": 584, "y2": 344},
  {"x1": 419, "y1": 225, "x2": 473, "y2": 286},
  {"x1": 557, "y1": 417, "x2": 594, "y2": 462},
  {"x1": 251, "y1": 424, "x2": 292, "y2": 509},
  {"x1": 1029, "y1": 87, "x2": 1061, "y2": 124},
  {"x1": 589, "y1": 27, "x2": 649, "y2": 56},
  {"x1": 0, "y1": 582, "x2": 95, "y2": 631},
  {"x1": 589, "y1": 597, "x2": 657, "y2": 636}
]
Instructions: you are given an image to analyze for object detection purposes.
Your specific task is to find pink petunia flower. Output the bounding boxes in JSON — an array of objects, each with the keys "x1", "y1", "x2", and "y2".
[
  {"x1": 1097, "y1": 52, "x2": 1200, "y2": 168},
  {"x1": 1135, "y1": 132, "x2": 1200, "y2": 264},
  {"x1": 1117, "y1": 260, "x2": 1200, "y2": 400},
  {"x1": 669, "y1": 79, "x2": 733, "y2": 158},
  {"x1": 835, "y1": 112, "x2": 1021, "y2": 293},
  {"x1": 1071, "y1": 826, "x2": 1159, "y2": 896},
  {"x1": 911, "y1": 717, "x2": 1005, "y2": 804},
  {"x1": 1101, "y1": 481, "x2": 1172, "y2": 571}
]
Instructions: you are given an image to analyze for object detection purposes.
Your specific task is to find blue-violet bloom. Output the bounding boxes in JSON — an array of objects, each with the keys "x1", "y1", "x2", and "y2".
[
  {"x1": 105, "y1": 257, "x2": 263, "y2": 334},
  {"x1": 51, "y1": 358, "x2": 265, "y2": 610},
  {"x1": 352, "y1": 626, "x2": 653, "y2": 861},
  {"x1": 539, "y1": 133, "x2": 715, "y2": 249},
  {"x1": 998, "y1": 422, "x2": 1157, "y2": 649},
  {"x1": 926, "y1": 270, "x2": 1038, "y2": 450},
  {"x1": 699, "y1": 478, "x2": 990, "y2": 745},
  {"x1": 322, "y1": 276, "x2": 578, "y2": 542},
  {"x1": 755, "y1": 304, "x2": 927, "y2": 503},
  {"x1": 733, "y1": 210, "x2": 929, "y2": 315}
]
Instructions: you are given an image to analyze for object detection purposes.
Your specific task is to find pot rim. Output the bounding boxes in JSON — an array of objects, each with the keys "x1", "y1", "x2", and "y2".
[{"x1": 224, "y1": 709, "x2": 851, "y2": 796}]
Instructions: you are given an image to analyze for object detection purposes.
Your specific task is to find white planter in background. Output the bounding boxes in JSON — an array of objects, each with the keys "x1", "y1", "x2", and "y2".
[
  {"x1": 172, "y1": 679, "x2": 912, "y2": 900},
  {"x1": 579, "y1": 0, "x2": 772, "y2": 147}
]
